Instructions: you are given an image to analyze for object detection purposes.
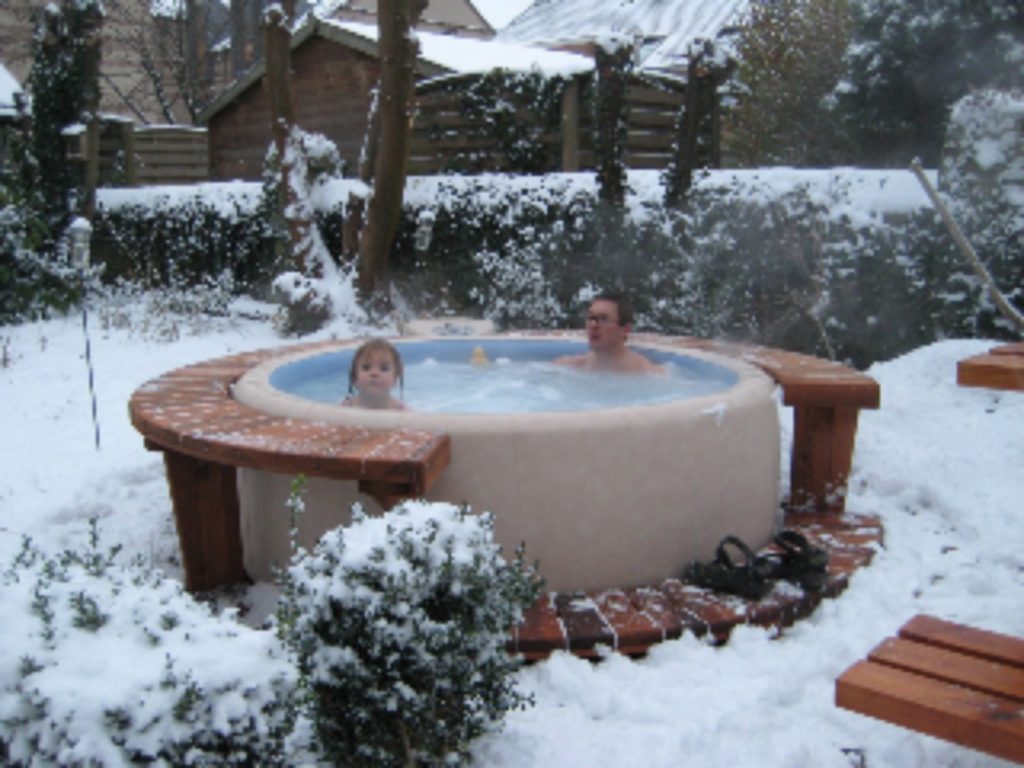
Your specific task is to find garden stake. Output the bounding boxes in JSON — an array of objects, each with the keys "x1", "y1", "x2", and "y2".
[{"x1": 70, "y1": 218, "x2": 101, "y2": 451}]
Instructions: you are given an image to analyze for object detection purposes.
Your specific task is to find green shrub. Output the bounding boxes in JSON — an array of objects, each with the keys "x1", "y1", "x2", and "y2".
[{"x1": 282, "y1": 501, "x2": 543, "y2": 767}]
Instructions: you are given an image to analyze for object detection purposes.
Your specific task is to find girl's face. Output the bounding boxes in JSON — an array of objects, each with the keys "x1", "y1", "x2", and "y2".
[{"x1": 353, "y1": 350, "x2": 398, "y2": 397}]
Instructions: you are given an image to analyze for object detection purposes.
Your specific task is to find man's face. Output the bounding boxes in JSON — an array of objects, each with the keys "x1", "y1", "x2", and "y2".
[{"x1": 585, "y1": 299, "x2": 629, "y2": 354}]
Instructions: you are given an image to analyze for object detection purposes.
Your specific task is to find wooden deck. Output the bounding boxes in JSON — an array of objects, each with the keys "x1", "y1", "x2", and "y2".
[
  {"x1": 511, "y1": 509, "x2": 883, "y2": 660},
  {"x1": 130, "y1": 334, "x2": 880, "y2": 613},
  {"x1": 837, "y1": 615, "x2": 1024, "y2": 763}
]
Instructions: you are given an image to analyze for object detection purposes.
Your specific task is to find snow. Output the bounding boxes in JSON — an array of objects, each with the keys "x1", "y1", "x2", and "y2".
[
  {"x1": 324, "y1": 19, "x2": 593, "y2": 77},
  {"x1": 0, "y1": 62, "x2": 22, "y2": 116},
  {"x1": 1, "y1": 288, "x2": 1021, "y2": 765}
]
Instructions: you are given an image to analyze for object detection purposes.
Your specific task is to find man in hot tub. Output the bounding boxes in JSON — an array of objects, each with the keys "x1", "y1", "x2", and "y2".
[{"x1": 554, "y1": 292, "x2": 665, "y2": 374}]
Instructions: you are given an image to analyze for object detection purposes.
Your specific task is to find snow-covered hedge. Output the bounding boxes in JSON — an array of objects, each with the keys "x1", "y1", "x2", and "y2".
[
  {"x1": 92, "y1": 165, "x2": 1022, "y2": 366},
  {"x1": 282, "y1": 501, "x2": 543, "y2": 767},
  {"x1": 0, "y1": 523, "x2": 299, "y2": 766}
]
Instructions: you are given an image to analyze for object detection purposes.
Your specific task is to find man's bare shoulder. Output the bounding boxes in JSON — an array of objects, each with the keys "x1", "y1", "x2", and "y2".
[{"x1": 552, "y1": 353, "x2": 591, "y2": 368}]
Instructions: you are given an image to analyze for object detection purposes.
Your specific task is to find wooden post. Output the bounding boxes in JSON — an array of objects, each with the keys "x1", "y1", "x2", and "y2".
[
  {"x1": 162, "y1": 450, "x2": 246, "y2": 591},
  {"x1": 789, "y1": 405, "x2": 860, "y2": 513},
  {"x1": 120, "y1": 120, "x2": 137, "y2": 186},
  {"x1": 83, "y1": 119, "x2": 99, "y2": 217},
  {"x1": 561, "y1": 78, "x2": 580, "y2": 172}
]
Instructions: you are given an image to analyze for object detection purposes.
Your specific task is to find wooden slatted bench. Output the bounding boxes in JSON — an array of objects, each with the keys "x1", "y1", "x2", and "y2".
[
  {"x1": 129, "y1": 341, "x2": 451, "y2": 592},
  {"x1": 836, "y1": 614, "x2": 1024, "y2": 763}
]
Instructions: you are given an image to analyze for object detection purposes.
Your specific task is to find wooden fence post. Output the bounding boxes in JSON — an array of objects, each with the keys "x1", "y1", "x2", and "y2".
[
  {"x1": 561, "y1": 78, "x2": 580, "y2": 172},
  {"x1": 120, "y1": 120, "x2": 137, "y2": 186}
]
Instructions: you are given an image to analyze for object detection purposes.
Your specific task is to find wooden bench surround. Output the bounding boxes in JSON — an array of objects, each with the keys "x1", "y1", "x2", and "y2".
[
  {"x1": 130, "y1": 334, "x2": 878, "y2": 595},
  {"x1": 836, "y1": 615, "x2": 1024, "y2": 763},
  {"x1": 129, "y1": 340, "x2": 451, "y2": 591}
]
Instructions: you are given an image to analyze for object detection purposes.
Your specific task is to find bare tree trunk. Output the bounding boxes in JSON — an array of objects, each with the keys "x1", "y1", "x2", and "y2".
[
  {"x1": 355, "y1": 0, "x2": 427, "y2": 302},
  {"x1": 264, "y1": 5, "x2": 311, "y2": 272}
]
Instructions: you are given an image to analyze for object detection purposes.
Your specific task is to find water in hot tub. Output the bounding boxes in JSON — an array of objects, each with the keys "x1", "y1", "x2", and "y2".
[{"x1": 292, "y1": 357, "x2": 733, "y2": 414}]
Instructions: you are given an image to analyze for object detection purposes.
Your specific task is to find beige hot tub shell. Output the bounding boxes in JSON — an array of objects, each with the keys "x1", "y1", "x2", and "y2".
[{"x1": 232, "y1": 337, "x2": 781, "y2": 593}]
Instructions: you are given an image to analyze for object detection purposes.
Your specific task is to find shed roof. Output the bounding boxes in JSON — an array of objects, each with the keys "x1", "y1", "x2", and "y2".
[
  {"x1": 199, "y1": 16, "x2": 592, "y2": 124},
  {"x1": 498, "y1": 0, "x2": 750, "y2": 73}
]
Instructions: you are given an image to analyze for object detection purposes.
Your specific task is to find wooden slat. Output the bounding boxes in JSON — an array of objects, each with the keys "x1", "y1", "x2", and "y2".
[
  {"x1": 870, "y1": 637, "x2": 1024, "y2": 702},
  {"x1": 836, "y1": 659, "x2": 1024, "y2": 763},
  {"x1": 899, "y1": 614, "x2": 1024, "y2": 669},
  {"x1": 957, "y1": 353, "x2": 1024, "y2": 391}
]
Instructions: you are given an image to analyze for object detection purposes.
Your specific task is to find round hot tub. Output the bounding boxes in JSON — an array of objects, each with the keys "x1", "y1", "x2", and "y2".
[{"x1": 232, "y1": 335, "x2": 781, "y2": 593}]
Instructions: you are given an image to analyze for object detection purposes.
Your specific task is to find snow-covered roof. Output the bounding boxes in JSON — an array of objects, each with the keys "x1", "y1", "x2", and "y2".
[
  {"x1": 0, "y1": 62, "x2": 23, "y2": 118},
  {"x1": 325, "y1": 19, "x2": 593, "y2": 76},
  {"x1": 498, "y1": 0, "x2": 749, "y2": 72}
]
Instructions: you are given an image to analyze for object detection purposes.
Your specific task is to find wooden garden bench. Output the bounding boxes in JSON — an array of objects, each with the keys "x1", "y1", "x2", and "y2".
[
  {"x1": 836, "y1": 614, "x2": 1024, "y2": 763},
  {"x1": 129, "y1": 341, "x2": 451, "y2": 592}
]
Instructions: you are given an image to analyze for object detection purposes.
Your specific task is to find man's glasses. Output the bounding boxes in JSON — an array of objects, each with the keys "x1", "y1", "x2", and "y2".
[{"x1": 585, "y1": 313, "x2": 619, "y2": 326}]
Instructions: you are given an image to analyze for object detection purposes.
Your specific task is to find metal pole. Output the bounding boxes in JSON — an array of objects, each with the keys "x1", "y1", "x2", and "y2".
[{"x1": 70, "y1": 218, "x2": 101, "y2": 451}]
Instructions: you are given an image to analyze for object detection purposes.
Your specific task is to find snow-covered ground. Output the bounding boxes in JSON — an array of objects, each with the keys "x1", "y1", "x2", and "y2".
[{"x1": 1, "y1": 298, "x2": 1020, "y2": 766}]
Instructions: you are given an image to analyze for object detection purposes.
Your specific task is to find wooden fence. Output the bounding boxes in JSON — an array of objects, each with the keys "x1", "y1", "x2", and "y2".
[
  {"x1": 66, "y1": 119, "x2": 208, "y2": 187},
  {"x1": 410, "y1": 71, "x2": 717, "y2": 176}
]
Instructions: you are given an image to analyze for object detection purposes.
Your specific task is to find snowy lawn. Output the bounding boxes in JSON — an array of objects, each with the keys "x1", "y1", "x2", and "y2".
[{"x1": 0, "y1": 303, "x2": 1020, "y2": 767}]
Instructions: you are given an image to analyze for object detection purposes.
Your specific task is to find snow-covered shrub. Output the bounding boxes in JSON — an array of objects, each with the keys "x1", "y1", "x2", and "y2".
[
  {"x1": 94, "y1": 269, "x2": 238, "y2": 341},
  {"x1": 0, "y1": 194, "x2": 80, "y2": 323},
  {"x1": 0, "y1": 522, "x2": 300, "y2": 766},
  {"x1": 282, "y1": 501, "x2": 543, "y2": 767}
]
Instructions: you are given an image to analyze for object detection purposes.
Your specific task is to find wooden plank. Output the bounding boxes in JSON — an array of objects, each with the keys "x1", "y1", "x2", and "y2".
[
  {"x1": 869, "y1": 637, "x2": 1024, "y2": 703},
  {"x1": 836, "y1": 660, "x2": 1024, "y2": 763},
  {"x1": 899, "y1": 614, "x2": 1024, "y2": 669},
  {"x1": 957, "y1": 353, "x2": 1024, "y2": 391}
]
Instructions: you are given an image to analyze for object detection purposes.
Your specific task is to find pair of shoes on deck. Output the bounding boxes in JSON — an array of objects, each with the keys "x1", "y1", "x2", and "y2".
[{"x1": 681, "y1": 531, "x2": 829, "y2": 601}]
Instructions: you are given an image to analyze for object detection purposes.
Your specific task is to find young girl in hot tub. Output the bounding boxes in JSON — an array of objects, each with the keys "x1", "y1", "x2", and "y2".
[{"x1": 341, "y1": 338, "x2": 409, "y2": 410}]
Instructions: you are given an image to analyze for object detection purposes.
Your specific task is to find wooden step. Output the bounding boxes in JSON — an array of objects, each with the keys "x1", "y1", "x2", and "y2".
[{"x1": 836, "y1": 614, "x2": 1024, "y2": 763}]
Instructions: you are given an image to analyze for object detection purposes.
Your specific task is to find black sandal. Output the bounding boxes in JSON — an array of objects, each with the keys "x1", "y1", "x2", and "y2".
[
  {"x1": 682, "y1": 535, "x2": 776, "y2": 600},
  {"x1": 772, "y1": 530, "x2": 829, "y2": 592}
]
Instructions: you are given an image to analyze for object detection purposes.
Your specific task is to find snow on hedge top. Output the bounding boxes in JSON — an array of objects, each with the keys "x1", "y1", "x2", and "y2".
[
  {"x1": 97, "y1": 168, "x2": 937, "y2": 229},
  {"x1": 324, "y1": 19, "x2": 593, "y2": 76},
  {"x1": 0, "y1": 63, "x2": 22, "y2": 117}
]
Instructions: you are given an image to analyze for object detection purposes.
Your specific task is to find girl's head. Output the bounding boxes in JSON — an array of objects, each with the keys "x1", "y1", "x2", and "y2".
[{"x1": 348, "y1": 338, "x2": 404, "y2": 396}]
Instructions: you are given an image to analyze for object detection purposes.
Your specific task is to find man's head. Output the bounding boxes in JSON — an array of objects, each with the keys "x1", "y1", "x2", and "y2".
[{"x1": 585, "y1": 292, "x2": 633, "y2": 355}]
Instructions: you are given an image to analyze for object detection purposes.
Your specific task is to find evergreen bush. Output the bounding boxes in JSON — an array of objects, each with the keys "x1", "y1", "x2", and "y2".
[{"x1": 282, "y1": 501, "x2": 543, "y2": 767}]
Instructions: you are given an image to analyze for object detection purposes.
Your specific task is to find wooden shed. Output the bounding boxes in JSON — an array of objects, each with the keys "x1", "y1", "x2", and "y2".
[{"x1": 199, "y1": 18, "x2": 593, "y2": 181}]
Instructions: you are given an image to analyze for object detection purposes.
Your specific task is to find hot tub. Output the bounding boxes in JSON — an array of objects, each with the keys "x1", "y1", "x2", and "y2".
[{"x1": 232, "y1": 335, "x2": 781, "y2": 593}]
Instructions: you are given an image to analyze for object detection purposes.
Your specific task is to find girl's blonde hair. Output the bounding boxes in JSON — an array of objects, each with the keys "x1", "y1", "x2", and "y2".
[{"x1": 348, "y1": 338, "x2": 404, "y2": 394}]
